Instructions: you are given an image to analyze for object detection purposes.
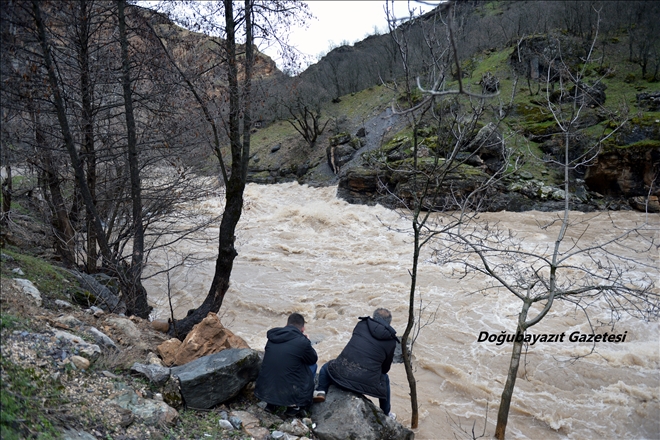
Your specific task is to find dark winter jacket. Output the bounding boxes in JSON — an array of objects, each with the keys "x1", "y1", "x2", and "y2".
[
  {"x1": 254, "y1": 325, "x2": 318, "y2": 407},
  {"x1": 327, "y1": 316, "x2": 397, "y2": 399}
]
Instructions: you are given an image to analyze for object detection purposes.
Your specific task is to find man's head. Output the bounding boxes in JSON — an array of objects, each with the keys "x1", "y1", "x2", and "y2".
[
  {"x1": 287, "y1": 312, "x2": 306, "y2": 330},
  {"x1": 373, "y1": 308, "x2": 392, "y2": 325}
]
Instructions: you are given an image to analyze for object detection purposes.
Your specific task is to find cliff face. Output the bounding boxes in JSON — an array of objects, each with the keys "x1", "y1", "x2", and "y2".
[{"x1": 585, "y1": 146, "x2": 660, "y2": 197}]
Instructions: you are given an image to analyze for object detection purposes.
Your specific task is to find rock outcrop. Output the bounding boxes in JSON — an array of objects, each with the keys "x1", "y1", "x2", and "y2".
[
  {"x1": 311, "y1": 386, "x2": 414, "y2": 440},
  {"x1": 69, "y1": 270, "x2": 127, "y2": 315}
]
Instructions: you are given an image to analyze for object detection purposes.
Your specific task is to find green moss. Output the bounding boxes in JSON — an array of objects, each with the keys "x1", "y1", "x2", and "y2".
[
  {"x1": 603, "y1": 139, "x2": 660, "y2": 152},
  {"x1": 515, "y1": 103, "x2": 554, "y2": 124},
  {"x1": 0, "y1": 248, "x2": 75, "y2": 300}
]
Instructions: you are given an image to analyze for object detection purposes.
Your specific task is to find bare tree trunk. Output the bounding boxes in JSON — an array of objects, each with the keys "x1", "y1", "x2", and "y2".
[
  {"x1": 118, "y1": 0, "x2": 151, "y2": 318},
  {"x1": 77, "y1": 0, "x2": 98, "y2": 273},
  {"x1": 495, "y1": 300, "x2": 530, "y2": 440},
  {"x1": 170, "y1": 0, "x2": 254, "y2": 339},
  {"x1": 401, "y1": 212, "x2": 420, "y2": 428},
  {"x1": 1, "y1": 164, "x2": 10, "y2": 216},
  {"x1": 40, "y1": 148, "x2": 76, "y2": 265}
]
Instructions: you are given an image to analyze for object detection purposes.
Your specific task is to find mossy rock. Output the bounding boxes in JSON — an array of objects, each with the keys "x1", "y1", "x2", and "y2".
[
  {"x1": 383, "y1": 134, "x2": 411, "y2": 151},
  {"x1": 515, "y1": 103, "x2": 554, "y2": 124},
  {"x1": 602, "y1": 114, "x2": 660, "y2": 150},
  {"x1": 329, "y1": 132, "x2": 352, "y2": 146},
  {"x1": 70, "y1": 287, "x2": 98, "y2": 308}
]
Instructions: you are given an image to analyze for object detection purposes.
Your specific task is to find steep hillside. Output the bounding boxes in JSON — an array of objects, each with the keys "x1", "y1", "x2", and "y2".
[{"x1": 247, "y1": 1, "x2": 660, "y2": 212}]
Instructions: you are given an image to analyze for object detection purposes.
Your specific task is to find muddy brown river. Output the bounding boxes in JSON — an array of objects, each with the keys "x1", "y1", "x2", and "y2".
[{"x1": 144, "y1": 182, "x2": 659, "y2": 440}]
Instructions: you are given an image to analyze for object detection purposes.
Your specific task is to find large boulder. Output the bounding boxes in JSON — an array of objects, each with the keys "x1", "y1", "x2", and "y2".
[
  {"x1": 70, "y1": 270, "x2": 126, "y2": 314},
  {"x1": 584, "y1": 144, "x2": 660, "y2": 200},
  {"x1": 157, "y1": 312, "x2": 250, "y2": 366},
  {"x1": 327, "y1": 133, "x2": 363, "y2": 174},
  {"x1": 336, "y1": 167, "x2": 384, "y2": 206},
  {"x1": 171, "y1": 348, "x2": 260, "y2": 409},
  {"x1": 311, "y1": 386, "x2": 414, "y2": 440}
]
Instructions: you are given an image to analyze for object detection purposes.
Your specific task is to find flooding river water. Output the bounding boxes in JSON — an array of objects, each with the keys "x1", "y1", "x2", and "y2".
[{"x1": 143, "y1": 182, "x2": 659, "y2": 440}]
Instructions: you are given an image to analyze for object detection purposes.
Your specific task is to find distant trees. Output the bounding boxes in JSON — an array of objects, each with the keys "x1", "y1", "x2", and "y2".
[
  {"x1": 624, "y1": 1, "x2": 660, "y2": 80},
  {"x1": 1, "y1": 0, "x2": 215, "y2": 317}
]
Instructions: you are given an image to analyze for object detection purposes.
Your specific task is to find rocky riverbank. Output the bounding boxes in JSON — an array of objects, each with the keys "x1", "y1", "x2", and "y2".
[
  {"x1": 1, "y1": 258, "x2": 413, "y2": 440},
  {"x1": 0, "y1": 270, "x2": 322, "y2": 440}
]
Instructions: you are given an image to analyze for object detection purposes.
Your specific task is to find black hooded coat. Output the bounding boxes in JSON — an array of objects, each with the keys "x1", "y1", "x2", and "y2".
[
  {"x1": 254, "y1": 325, "x2": 318, "y2": 407},
  {"x1": 327, "y1": 316, "x2": 397, "y2": 399}
]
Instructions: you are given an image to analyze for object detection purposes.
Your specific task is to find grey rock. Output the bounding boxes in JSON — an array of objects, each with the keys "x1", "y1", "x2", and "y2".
[
  {"x1": 111, "y1": 389, "x2": 178, "y2": 426},
  {"x1": 131, "y1": 362, "x2": 171, "y2": 385},
  {"x1": 55, "y1": 299, "x2": 74, "y2": 309},
  {"x1": 71, "y1": 270, "x2": 126, "y2": 314},
  {"x1": 218, "y1": 419, "x2": 234, "y2": 430},
  {"x1": 229, "y1": 415, "x2": 242, "y2": 429},
  {"x1": 311, "y1": 386, "x2": 414, "y2": 440},
  {"x1": 12, "y1": 267, "x2": 24, "y2": 276},
  {"x1": 87, "y1": 327, "x2": 117, "y2": 349},
  {"x1": 52, "y1": 329, "x2": 101, "y2": 361},
  {"x1": 86, "y1": 306, "x2": 104, "y2": 316},
  {"x1": 170, "y1": 348, "x2": 260, "y2": 409},
  {"x1": 14, "y1": 278, "x2": 42, "y2": 306}
]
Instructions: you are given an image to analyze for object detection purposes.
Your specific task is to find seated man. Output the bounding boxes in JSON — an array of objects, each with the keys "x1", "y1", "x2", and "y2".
[
  {"x1": 254, "y1": 313, "x2": 318, "y2": 415},
  {"x1": 315, "y1": 308, "x2": 398, "y2": 418}
]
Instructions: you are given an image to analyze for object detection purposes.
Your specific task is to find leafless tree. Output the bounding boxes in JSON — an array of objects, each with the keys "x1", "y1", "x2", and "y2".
[
  {"x1": 2, "y1": 1, "x2": 218, "y2": 317},
  {"x1": 283, "y1": 80, "x2": 330, "y2": 148},
  {"x1": 381, "y1": 0, "x2": 507, "y2": 429},
  {"x1": 148, "y1": 0, "x2": 311, "y2": 339}
]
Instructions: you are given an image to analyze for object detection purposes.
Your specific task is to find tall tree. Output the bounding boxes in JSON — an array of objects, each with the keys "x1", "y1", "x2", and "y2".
[
  {"x1": 31, "y1": 0, "x2": 113, "y2": 265},
  {"x1": 151, "y1": 0, "x2": 310, "y2": 339},
  {"x1": 383, "y1": 0, "x2": 508, "y2": 429},
  {"x1": 117, "y1": 0, "x2": 151, "y2": 318}
]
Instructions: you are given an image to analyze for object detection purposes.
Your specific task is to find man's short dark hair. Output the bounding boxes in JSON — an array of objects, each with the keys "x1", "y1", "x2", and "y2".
[
  {"x1": 287, "y1": 313, "x2": 305, "y2": 329},
  {"x1": 373, "y1": 308, "x2": 392, "y2": 325}
]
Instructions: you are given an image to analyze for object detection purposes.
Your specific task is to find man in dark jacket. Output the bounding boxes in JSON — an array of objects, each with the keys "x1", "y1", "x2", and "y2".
[
  {"x1": 254, "y1": 313, "x2": 318, "y2": 413},
  {"x1": 315, "y1": 308, "x2": 397, "y2": 417}
]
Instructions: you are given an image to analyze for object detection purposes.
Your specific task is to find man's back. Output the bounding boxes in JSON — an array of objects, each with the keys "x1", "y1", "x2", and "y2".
[
  {"x1": 327, "y1": 316, "x2": 397, "y2": 399},
  {"x1": 255, "y1": 324, "x2": 318, "y2": 407}
]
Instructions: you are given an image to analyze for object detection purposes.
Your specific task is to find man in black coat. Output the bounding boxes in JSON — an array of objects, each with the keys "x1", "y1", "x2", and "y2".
[
  {"x1": 254, "y1": 313, "x2": 318, "y2": 412},
  {"x1": 315, "y1": 308, "x2": 397, "y2": 417}
]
